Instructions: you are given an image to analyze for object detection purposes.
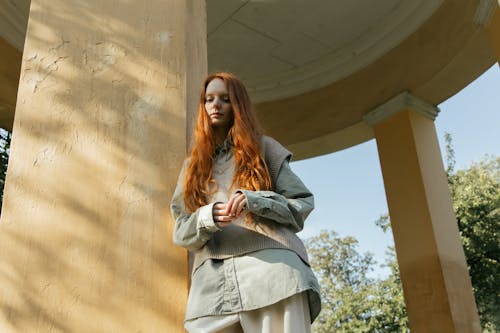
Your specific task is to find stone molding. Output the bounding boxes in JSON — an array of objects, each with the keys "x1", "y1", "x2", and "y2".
[
  {"x1": 241, "y1": 0, "x2": 444, "y2": 102},
  {"x1": 363, "y1": 91, "x2": 439, "y2": 126}
]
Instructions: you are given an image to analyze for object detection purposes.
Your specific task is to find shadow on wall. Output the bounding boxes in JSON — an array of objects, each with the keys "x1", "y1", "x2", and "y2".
[{"x1": 0, "y1": 0, "x2": 192, "y2": 331}]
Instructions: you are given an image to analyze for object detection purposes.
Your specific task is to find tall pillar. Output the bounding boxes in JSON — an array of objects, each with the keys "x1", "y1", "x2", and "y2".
[
  {"x1": 0, "y1": 1, "x2": 206, "y2": 332},
  {"x1": 364, "y1": 92, "x2": 481, "y2": 333},
  {"x1": 486, "y1": 2, "x2": 500, "y2": 62}
]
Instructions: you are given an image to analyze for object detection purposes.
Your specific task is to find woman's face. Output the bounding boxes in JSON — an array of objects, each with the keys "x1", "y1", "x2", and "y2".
[{"x1": 205, "y1": 78, "x2": 234, "y2": 131}]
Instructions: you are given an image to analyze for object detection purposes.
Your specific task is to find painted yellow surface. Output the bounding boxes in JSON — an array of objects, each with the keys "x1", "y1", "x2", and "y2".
[
  {"x1": 373, "y1": 110, "x2": 481, "y2": 333},
  {"x1": 0, "y1": 0, "x2": 206, "y2": 332},
  {"x1": 487, "y1": 4, "x2": 500, "y2": 62}
]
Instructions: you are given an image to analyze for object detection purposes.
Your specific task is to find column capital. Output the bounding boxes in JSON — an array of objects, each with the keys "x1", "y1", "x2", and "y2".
[{"x1": 363, "y1": 91, "x2": 439, "y2": 126}]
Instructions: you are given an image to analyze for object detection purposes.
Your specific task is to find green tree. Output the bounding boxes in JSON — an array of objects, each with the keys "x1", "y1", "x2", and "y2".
[
  {"x1": 308, "y1": 135, "x2": 498, "y2": 332},
  {"x1": 375, "y1": 136, "x2": 500, "y2": 331},
  {"x1": 452, "y1": 169, "x2": 499, "y2": 328},
  {"x1": 0, "y1": 129, "x2": 11, "y2": 213},
  {"x1": 445, "y1": 134, "x2": 499, "y2": 331},
  {"x1": 306, "y1": 230, "x2": 409, "y2": 333}
]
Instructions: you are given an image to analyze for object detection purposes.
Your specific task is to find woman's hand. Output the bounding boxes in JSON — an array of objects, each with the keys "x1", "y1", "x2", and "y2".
[
  {"x1": 226, "y1": 191, "x2": 247, "y2": 218},
  {"x1": 212, "y1": 192, "x2": 247, "y2": 228},
  {"x1": 213, "y1": 202, "x2": 234, "y2": 228}
]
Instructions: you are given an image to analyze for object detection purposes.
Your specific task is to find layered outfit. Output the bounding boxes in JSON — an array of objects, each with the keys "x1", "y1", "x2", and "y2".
[{"x1": 171, "y1": 135, "x2": 321, "y2": 333}]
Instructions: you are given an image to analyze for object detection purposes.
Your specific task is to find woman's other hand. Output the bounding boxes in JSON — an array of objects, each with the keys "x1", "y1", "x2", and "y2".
[
  {"x1": 213, "y1": 202, "x2": 234, "y2": 227},
  {"x1": 226, "y1": 191, "x2": 247, "y2": 218}
]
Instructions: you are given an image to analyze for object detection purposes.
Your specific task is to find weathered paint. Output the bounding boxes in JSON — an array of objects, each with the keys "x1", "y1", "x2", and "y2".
[{"x1": 0, "y1": 0, "x2": 207, "y2": 332}]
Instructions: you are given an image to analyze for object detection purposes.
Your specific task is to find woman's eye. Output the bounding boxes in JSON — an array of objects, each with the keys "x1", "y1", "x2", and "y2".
[
  {"x1": 205, "y1": 97, "x2": 213, "y2": 102},
  {"x1": 223, "y1": 97, "x2": 230, "y2": 103}
]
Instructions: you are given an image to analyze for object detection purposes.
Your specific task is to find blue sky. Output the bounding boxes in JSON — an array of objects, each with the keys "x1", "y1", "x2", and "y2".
[{"x1": 291, "y1": 64, "x2": 500, "y2": 277}]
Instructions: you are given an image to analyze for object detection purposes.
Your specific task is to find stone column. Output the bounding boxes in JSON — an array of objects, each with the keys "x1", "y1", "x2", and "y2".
[
  {"x1": 0, "y1": 0, "x2": 206, "y2": 332},
  {"x1": 364, "y1": 92, "x2": 481, "y2": 333}
]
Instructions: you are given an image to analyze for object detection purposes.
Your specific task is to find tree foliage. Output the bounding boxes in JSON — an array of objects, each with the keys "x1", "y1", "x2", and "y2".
[
  {"x1": 0, "y1": 129, "x2": 11, "y2": 213},
  {"x1": 452, "y1": 157, "x2": 500, "y2": 330},
  {"x1": 308, "y1": 135, "x2": 498, "y2": 332},
  {"x1": 306, "y1": 230, "x2": 409, "y2": 333},
  {"x1": 445, "y1": 134, "x2": 499, "y2": 331}
]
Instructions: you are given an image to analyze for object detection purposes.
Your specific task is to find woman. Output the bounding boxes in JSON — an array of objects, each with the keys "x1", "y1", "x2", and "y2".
[{"x1": 171, "y1": 72, "x2": 321, "y2": 333}]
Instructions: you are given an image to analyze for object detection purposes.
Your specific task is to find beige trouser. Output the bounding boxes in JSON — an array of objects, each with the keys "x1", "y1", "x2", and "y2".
[{"x1": 184, "y1": 292, "x2": 311, "y2": 333}]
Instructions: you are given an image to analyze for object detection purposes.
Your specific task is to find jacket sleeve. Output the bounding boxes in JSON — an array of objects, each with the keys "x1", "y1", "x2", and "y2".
[
  {"x1": 239, "y1": 160, "x2": 314, "y2": 232},
  {"x1": 170, "y1": 160, "x2": 220, "y2": 251}
]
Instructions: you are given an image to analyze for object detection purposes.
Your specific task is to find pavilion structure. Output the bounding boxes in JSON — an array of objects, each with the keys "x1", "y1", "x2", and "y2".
[{"x1": 0, "y1": 0, "x2": 498, "y2": 332}]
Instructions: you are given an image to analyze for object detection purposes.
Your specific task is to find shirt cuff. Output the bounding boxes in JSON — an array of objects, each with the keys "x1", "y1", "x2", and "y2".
[
  {"x1": 239, "y1": 189, "x2": 269, "y2": 211},
  {"x1": 197, "y1": 202, "x2": 220, "y2": 232}
]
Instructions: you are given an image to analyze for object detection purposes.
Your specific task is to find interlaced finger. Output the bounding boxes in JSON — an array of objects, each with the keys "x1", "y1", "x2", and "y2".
[
  {"x1": 228, "y1": 193, "x2": 244, "y2": 217},
  {"x1": 236, "y1": 198, "x2": 247, "y2": 216}
]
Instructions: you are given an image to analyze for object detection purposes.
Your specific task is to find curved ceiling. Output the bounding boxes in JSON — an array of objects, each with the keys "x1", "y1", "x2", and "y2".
[
  {"x1": 207, "y1": 0, "x2": 444, "y2": 102},
  {"x1": 0, "y1": 0, "x2": 497, "y2": 159},
  {"x1": 252, "y1": 0, "x2": 496, "y2": 158},
  {"x1": 3, "y1": 0, "x2": 446, "y2": 104},
  {"x1": 0, "y1": 0, "x2": 30, "y2": 51}
]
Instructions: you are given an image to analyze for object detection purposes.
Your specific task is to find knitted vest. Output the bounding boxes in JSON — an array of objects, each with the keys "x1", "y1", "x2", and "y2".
[{"x1": 192, "y1": 135, "x2": 310, "y2": 271}]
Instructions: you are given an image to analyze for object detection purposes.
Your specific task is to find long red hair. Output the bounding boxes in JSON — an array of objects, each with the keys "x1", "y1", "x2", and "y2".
[{"x1": 184, "y1": 72, "x2": 272, "y2": 212}]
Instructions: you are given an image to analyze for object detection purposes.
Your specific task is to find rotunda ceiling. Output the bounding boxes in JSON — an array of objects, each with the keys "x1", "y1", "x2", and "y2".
[
  {"x1": 207, "y1": 0, "x2": 443, "y2": 102},
  {"x1": 0, "y1": 0, "x2": 496, "y2": 158}
]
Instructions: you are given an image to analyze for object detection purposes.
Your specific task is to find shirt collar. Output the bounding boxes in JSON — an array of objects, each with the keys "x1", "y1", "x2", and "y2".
[{"x1": 214, "y1": 137, "x2": 234, "y2": 160}]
